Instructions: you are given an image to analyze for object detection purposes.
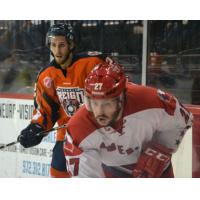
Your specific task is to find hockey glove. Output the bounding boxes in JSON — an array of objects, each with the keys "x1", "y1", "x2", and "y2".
[
  {"x1": 132, "y1": 143, "x2": 172, "y2": 178},
  {"x1": 17, "y1": 123, "x2": 45, "y2": 148}
]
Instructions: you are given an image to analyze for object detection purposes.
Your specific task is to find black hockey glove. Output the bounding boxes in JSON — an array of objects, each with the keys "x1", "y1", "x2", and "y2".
[{"x1": 17, "y1": 123, "x2": 45, "y2": 148}]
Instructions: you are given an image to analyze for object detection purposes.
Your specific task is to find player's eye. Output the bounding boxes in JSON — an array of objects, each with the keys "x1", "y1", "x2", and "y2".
[{"x1": 59, "y1": 43, "x2": 66, "y2": 48}]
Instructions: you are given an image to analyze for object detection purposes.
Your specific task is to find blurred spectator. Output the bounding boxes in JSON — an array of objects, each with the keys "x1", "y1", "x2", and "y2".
[
  {"x1": 0, "y1": 53, "x2": 19, "y2": 92},
  {"x1": 0, "y1": 23, "x2": 12, "y2": 60}
]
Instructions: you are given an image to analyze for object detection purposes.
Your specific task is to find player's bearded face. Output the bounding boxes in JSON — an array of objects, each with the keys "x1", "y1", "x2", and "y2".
[
  {"x1": 50, "y1": 36, "x2": 71, "y2": 65},
  {"x1": 90, "y1": 98, "x2": 121, "y2": 127}
]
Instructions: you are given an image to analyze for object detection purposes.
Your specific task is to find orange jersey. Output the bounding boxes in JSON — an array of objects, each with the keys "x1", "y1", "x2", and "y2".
[{"x1": 31, "y1": 53, "x2": 104, "y2": 141}]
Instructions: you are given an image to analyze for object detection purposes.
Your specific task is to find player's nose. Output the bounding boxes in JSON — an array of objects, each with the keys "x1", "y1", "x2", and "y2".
[
  {"x1": 94, "y1": 104, "x2": 105, "y2": 116},
  {"x1": 54, "y1": 46, "x2": 61, "y2": 54}
]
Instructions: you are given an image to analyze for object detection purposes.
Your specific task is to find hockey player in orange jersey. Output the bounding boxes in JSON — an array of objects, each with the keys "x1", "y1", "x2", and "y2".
[
  {"x1": 17, "y1": 23, "x2": 104, "y2": 177},
  {"x1": 63, "y1": 62, "x2": 193, "y2": 178}
]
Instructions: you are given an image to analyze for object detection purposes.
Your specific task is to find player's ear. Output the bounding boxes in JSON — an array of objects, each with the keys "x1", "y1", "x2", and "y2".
[
  {"x1": 84, "y1": 95, "x2": 92, "y2": 112},
  {"x1": 69, "y1": 41, "x2": 75, "y2": 51}
]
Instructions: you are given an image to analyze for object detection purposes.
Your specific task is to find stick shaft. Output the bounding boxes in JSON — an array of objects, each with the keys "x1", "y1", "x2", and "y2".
[{"x1": 0, "y1": 141, "x2": 18, "y2": 149}]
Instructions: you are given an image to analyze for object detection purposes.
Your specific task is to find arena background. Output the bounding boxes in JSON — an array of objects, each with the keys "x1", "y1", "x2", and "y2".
[{"x1": 0, "y1": 20, "x2": 199, "y2": 177}]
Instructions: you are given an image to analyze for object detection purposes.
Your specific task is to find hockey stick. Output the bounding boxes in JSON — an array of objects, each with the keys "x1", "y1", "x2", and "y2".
[{"x1": 0, "y1": 123, "x2": 67, "y2": 150}]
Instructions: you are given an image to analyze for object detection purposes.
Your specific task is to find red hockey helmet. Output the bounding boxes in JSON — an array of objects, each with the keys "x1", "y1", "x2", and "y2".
[{"x1": 85, "y1": 62, "x2": 126, "y2": 99}]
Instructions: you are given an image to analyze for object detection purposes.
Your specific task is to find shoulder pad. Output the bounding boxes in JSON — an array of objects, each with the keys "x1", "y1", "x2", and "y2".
[{"x1": 35, "y1": 60, "x2": 57, "y2": 81}]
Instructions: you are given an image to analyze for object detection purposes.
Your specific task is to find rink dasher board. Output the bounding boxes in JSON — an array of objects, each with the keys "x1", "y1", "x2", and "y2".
[{"x1": 0, "y1": 97, "x2": 56, "y2": 177}]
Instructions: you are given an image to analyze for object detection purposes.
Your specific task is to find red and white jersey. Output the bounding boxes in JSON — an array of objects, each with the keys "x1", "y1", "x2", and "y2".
[{"x1": 64, "y1": 82, "x2": 193, "y2": 177}]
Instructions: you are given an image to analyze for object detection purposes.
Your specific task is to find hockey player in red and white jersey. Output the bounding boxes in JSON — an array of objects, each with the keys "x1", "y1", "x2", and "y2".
[{"x1": 63, "y1": 62, "x2": 193, "y2": 178}]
